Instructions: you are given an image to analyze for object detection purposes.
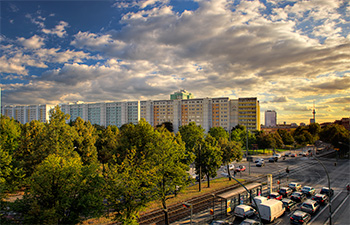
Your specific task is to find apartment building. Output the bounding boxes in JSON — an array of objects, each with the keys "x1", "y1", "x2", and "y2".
[
  {"x1": 2, "y1": 91, "x2": 260, "y2": 132},
  {"x1": 265, "y1": 110, "x2": 277, "y2": 127},
  {"x1": 1, "y1": 104, "x2": 54, "y2": 124}
]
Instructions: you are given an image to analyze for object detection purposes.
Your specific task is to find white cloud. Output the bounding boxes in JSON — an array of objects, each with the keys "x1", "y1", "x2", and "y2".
[
  {"x1": 42, "y1": 21, "x2": 69, "y2": 38},
  {"x1": 17, "y1": 35, "x2": 45, "y2": 49}
]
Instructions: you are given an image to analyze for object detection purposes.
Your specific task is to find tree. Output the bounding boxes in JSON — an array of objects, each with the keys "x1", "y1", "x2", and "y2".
[
  {"x1": 273, "y1": 132, "x2": 284, "y2": 149},
  {"x1": 319, "y1": 124, "x2": 350, "y2": 157},
  {"x1": 95, "y1": 125, "x2": 120, "y2": 164},
  {"x1": 219, "y1": 138, "x2": 242, "y2": 180},
  {"x1": 294, "y1": 129, "x2": 313, "y2": 146},
  {"x1": 0, "y1": 115, "x2": 21, "y2": 155},
  {"x1": 208, "y1": 127, "x2": 229, "y2": 140},
  {"x1": 18, "y1": 153, "x2": 105, "y2": 224},
  {"x1": 72, "y1": 117, "x2": 98, "y2": 165},
  {"x1": 15, "y1": 120, "x2": 45, "y2": 178},
  {"x1": 195, "y1": 135, "x2": 222, "y2": 188},
  {"x1": 178, "y1": 122, "x2": 205, "y2": 164},
  {"x1": 152, "y1": 127, "x2": 189, "y2": 225},
  {"x1": 0, "y1": 145, "x2": 12, "y2": 200},
  {"x1": 156, "y1": 121, "x2": 174, "y2": 133},
  {"x1": 277, "y1": 129, "x2": 294, "y2": 145},
  {"x1": 104, "y1": 149, "x2": 155, "y2": 225}
]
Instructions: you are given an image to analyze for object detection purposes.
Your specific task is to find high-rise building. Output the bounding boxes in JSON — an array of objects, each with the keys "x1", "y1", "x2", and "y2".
[
  {"x1": 265, "y1": 110, "x2": 277, "y2": 127},
  {"x1": 1, "y1": 104, "x2": 54, "y2": 124},
  {"x1": 2, "y1": 91, "x2": 260, "y2": 132}
]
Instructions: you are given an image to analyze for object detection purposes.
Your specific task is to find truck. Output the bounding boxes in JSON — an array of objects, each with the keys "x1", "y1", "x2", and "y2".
[{"x1": 258, "y1": 199, "x2": 285, "y2": 222}]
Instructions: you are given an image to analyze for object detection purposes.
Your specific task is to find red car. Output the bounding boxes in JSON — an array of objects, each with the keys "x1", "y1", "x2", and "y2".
[
  {"x1": 267, "y1": 192, "x2": 283, "y2": 200},
  {"x1": 235, "y1": 165, "x2": 246, "y2": 172}
]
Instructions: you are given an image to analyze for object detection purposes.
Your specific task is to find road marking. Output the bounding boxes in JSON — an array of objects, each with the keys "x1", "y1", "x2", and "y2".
[
  {"x1": 323, "y1": 191, "x2": 350, "y2": 225},
  {"x1": 309, "y1": 191, "x2": 342, "y2": 224}
]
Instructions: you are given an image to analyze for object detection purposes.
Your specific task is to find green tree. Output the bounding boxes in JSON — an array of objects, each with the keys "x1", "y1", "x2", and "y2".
[
  {"x1": 152, "y1": 127, "x2": 189, "y2": 225},
  {"x1": 96, "y1": 125, "x2": 120, "y2": 164},
  {"x1": 72, "y1": 117, "x2": 98, "y2": 165},
  {"x1": 277, "y1": 129, "x2": 295, "y2": 145},
  {"x1": 0, "y1": 115, "x2": 21, "y2": 155},
  {"x1": 15, "y1": 120, "x2": 45, "y2": 177},
  {"x1": 294, "y1": 129, "x2": 313, "y2": 146},
  {"x1": 156, "y1": 121, "x2": 174, "y2": 133},
  {"x1": 104, "y1": 149, "x2": 155, "y2": 225},
  {"x1": 195, "y1": 135, "x2": 222, "y2": 188},
  {"x1": 273, "y1": 132, "x2": 284, "y2": 149},
  {"x1": 178, "y1": 122, "x2": 205, "y2": 164},
  {"x1": 208, "y1": 127, "x2": 229, "y2": 140},
  {"x1": 0, "y1": 145, "x2": 12, "y2": 200},
  {"x1": 308, "y1": 123, "x2": 321, "y2": 140},
  {"x1": 219, "y1": 138, "x2": 242, "y2": 180},
  {"x1": 18, "y1": 153, "x2": 104, "y2": 224},
  {"x1": 319, "y1": 124, "x2": 350, "y2": 157}
]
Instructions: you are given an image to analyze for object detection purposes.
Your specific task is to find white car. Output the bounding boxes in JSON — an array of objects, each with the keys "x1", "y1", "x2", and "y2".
[
  {"x1": 273, "y1": 153, "x2": 281, "y2": 158},
  {"x1": 254, "y1": 158, "x2": 264, "y2": 163}
]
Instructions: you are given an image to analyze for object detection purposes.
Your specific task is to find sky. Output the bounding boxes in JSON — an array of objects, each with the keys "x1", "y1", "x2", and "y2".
[{"x1": 1, "y1": 0, "x2": 349, "y2": 125}]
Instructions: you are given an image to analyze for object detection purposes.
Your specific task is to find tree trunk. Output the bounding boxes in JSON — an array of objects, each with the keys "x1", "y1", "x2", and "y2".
[
  {"x1": 162, "y1": 202, "x2": 169, "y2": 225},
  {"x1": 227, "y1": 164, "x2": 232, "y2": 181},
  {"x1": 207, "y1": 174, "x2": 210, "y2": 188}
]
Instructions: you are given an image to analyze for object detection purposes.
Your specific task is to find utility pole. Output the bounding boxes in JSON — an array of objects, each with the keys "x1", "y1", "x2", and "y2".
[
  {"x1": 199, "y1": 143, "x2": 202, "y2": 192},
  {"x1": 246, "y1": 126, "x2": 250, "y2": 175}
]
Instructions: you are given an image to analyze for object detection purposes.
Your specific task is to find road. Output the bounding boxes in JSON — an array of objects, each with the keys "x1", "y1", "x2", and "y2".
[{"x1": 227, "y1": 154, "x2": 350, "y2": 225}]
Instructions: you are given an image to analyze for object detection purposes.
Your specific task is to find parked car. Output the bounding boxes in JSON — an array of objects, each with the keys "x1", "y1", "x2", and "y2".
[
  {"x1": 290, "y1": 210, "x2": 311, "y2": 225},
  {"x1": 281, "y1": 198, "x2": 298, "y2": 211},
  {"x1": 291, "y1": 153, "x2": 297, "y2": 157},
  {"x1": 290, "y1": 192, "x2": 306, "y2": 202},
  {"x1": 300, "y1": 199, "x2": 320, "y2": 214},
  {"x1": 289, "y1": 182, "x2": 302, "y2": 191},
  {"x1": 311, "y1": 193, "x2": 329, "y2": 205},
  {"x1": 234, "y1": 205, "x2": 256, "y2": 219},
  {"x1": 256, "y1": 161, "x2": 265, "y2": 167},
  {"x1": 228, "y1": 164, "x2": 235, "y2": 170},
  {"x1": 239, "y1": 219, "x2": 260, "y2": 225},
  {"x1": 284, "y1": 152, "x2": 291, "y2": 157},
  {"x1": 254, "y1": 158, "x2": 264, "y2": 163},
  {"x1": 278, "y1": 187, "x2": 293, "y2": 197},
  {"x1": 302, "y1": 152, "x2": 308, "y2": 157},
  {"x1": 268, "y1": 192, "x2": 282, "y2": 200},
  {"x1": 320, "y1": 187, "x2": 334, "y2": 197},
  {"x1": 301, "y1": 186, "x2": 316, "y2": 196},
  {"x1": 235, "y1": 165, "x2": 246, "y2": 172},
  {"x1": 269, "y1": 157, "x2": 277, "y2": 162},
  {"x1": 273, "y1": 153, "x2": 281, "y2": 159}
]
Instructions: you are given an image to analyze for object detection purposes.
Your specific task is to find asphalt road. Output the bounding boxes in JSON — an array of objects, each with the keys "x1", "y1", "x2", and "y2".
[{"x1": 227, "y1": 154, "x2": 350, "y2": 225}]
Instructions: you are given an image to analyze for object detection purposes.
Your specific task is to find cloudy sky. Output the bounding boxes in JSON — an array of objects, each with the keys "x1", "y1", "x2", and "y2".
[{"x1": 1, "y1": 0, "x2": 349, "y2": 125}]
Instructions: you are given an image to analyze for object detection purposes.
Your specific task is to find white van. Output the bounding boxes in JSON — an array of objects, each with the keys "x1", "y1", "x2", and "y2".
[
  {"x1": 252, "y1": 196, "x2": 268, "y2": 207},
  {"x1": 258, "y1": 199, "x2": 285, "y2": 222},
  {"x1": 234, "y1": 205, "x2": 256, "y2": 219}
]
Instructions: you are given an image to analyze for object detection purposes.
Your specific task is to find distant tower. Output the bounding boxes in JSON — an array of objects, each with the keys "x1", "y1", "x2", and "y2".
[{"x1": 310, "y1": 101, "x2": 316, "y2": 124}]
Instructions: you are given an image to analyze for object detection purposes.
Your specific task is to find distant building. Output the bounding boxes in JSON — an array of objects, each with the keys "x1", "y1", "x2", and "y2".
[
  {"x1": 265, "y1": 110, "x2": 277, "y2": 127},
  {"x1": 2, "y1": 90, "x2": 261, "y2": 133},
  {"x1": 170, "y1": 90, "x2": 193, "y2": 100},
  {"x1": 261, "y1": 123, "x2": 298, "y2": 134},
  {"x1": 1, "y1": 104, "x2": 55, "y2": 123}
]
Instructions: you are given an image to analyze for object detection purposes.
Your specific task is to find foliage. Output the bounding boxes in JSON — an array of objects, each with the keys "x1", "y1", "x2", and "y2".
[
  {"x1": 178, "y1": 122, "x2": 205, "y2": 165},
  {"x1": 277, "y1": 129, "x2": 295, "y2": 145},
  {"x1": 104, "y1": 149, "x2": 155, "y2": 225},
  {"x1": 195, "y1": 135, "x2": 222, "y2": 188},
  {"x1": 17, "y1": 153, "x2": 104, "y2": 225},
  {"x1": 95, "y1": 125, "x2": 120, "y2": 164},
  {"x1": 72, "y1": 117, "x2": 98, "y2": 165},
  {"x1": 319, "y1": 124, "x2": 350, "y2": 156},
  {"x1": 156, "y1": 121, "x2": 174, "y2": 133},
  {"x1": 208, "y1": 127, "x2": 229, "y2": 140},
  {"x1": 218, "y1": 138, "x2": 242, "y2": 180}
]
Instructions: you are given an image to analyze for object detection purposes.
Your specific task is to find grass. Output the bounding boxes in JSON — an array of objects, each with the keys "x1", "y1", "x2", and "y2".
[{"x1": 80, "y1": 177, "x2": 244, "y2": 224}]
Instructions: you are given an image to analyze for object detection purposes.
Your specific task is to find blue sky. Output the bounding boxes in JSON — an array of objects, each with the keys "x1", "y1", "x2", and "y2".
[{"x1": 1, "y1": 0, "x2": 349, "y2": 124}]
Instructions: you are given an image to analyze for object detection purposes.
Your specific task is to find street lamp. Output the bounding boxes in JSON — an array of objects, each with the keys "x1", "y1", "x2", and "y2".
[
  {"x1": 313, "y1": 155, "x2": 332, "y2": 225},
  {"x1": 222, "y1": 173, "x2": 263, "y2": 225}
]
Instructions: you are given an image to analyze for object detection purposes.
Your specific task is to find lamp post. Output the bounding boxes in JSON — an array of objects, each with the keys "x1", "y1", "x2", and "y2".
[
  {"x1": 222, "y1": 173, "x2": 263, "y2": 225},
  {"x1": 313, "y1": 155, "x2": 332, "y2": 225}
]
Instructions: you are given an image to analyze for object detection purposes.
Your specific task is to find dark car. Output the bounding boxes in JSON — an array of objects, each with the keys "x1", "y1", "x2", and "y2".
[
  {"x1": 301, "y1": 186, "x2": 316, "y2": 196},
  {"x1": 290, "y1": 192, "x2": 306, "y2": 202},
  {"x1": 279, "y1": 187, "x2": 293, "y2": 197},
  {"x1": 282, "y1": 198, "x2": 298, "y2": 211},
  {"x1": 269, "y1": 157, "x2": 277, "y2": 162},
  {"x1": 320, "y1": 187, "x2": 334, "y2": 197},
  {"x1": 268, "y1": 192, "x2": 282, "y2": 200},
  {"x1": 312, "y1": 193, "x2": 329, "y2": 205},
  {"x1": 300, "y1": 199, "x2": 320, "y2": 214},
  {"x1": 290, "y1": 210, "x2": 311, "y2": 225}
]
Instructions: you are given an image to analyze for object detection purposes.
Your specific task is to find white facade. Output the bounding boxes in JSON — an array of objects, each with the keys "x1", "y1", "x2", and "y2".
[
  {"x1": 1, "y1": 104, "x2": 54, "y2": 124},
  {"x1": 265, "y1": 110, "x2": 277, "y2": 127}
]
